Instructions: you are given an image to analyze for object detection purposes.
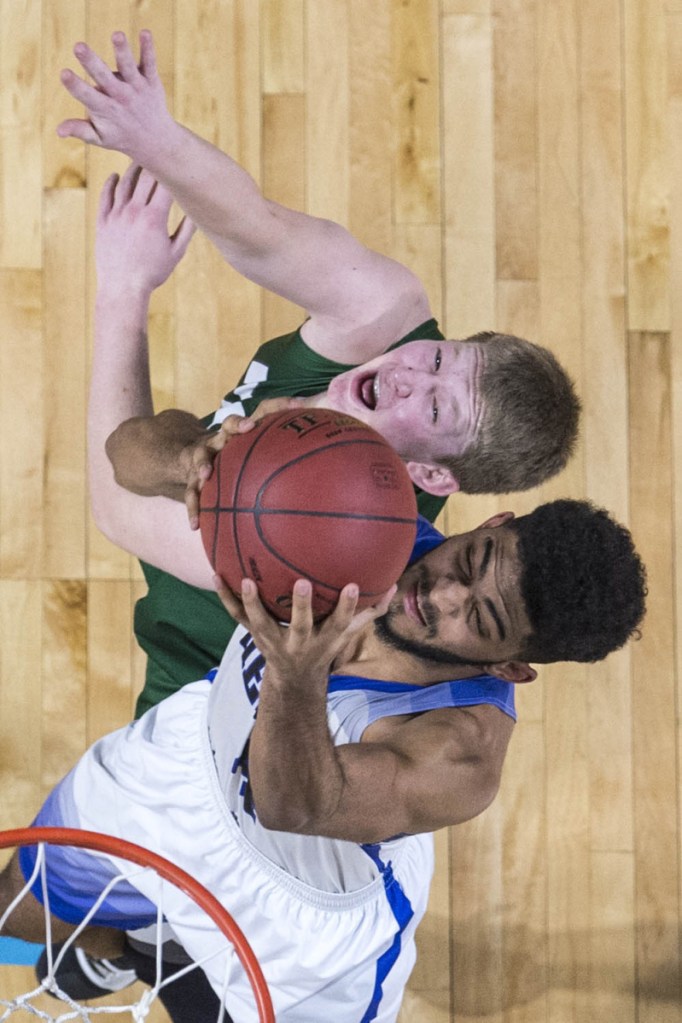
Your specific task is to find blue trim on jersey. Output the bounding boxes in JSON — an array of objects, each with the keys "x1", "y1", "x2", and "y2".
[
  {"x1": 328, "y1": 678, "x2": 424, "y2": 694},
  {"x1": 360, "y1": 844, "x2": 415, "y2": 1022},
  {"x1": 328, "y1": 675, "x2": 517, "y2": 722}
]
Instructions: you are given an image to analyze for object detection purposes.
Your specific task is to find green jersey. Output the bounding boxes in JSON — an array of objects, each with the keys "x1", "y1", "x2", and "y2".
[{"x1": 134, "y1": 319, "x2": 446, "y2": 716}]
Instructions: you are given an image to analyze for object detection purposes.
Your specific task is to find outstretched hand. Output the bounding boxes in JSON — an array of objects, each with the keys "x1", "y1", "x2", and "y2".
[
  {"x1": 58, "y1": 30, "x2": 172, "y2": 163},
  {"x1": 215, "y1": 576, "x2": 396, "y2": 688},
  {"x1": 96, "y1": 163, "x2": 195, "y2": 295}
]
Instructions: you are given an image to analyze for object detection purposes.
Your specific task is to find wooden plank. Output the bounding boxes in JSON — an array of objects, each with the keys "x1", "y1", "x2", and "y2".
[
  {"x1": 624, "y1": 0, "x2": 669, "y2": 332},
  {"x1": 348, "y1": 0, "x2": 393, "y2": 253},
  {"x1": 667, "y1": 25, "x2": 682, "y2": 1021},
  {"x1": 450, "y1": 806, "x2": 504, "y2": 1023},
  {"x1": 306, "y1": 0, "x2": 350, "y2": 224},
  {"x1": 0, "y1": 581, "x2": 43, "y2": 831},
  {"x1": 537, "y1": 0, "x2": 583, "y2": 499},
  {"x1": 499, "y1": 720, "x2": 547, "y2": 1023},
  {"x1": 442, "y1": 0, "x2": 490, "y2": 12},
  {"x1": 174, "y1": 0, "x2": 262, "y2": 409},
  {"x1": 86, "y1": 579, "x2": 136, "y2": 743},
  {"x1": 0, "y1": 270, "x2": 43, "y2": 579},
  {"x1": 261, "y1": 0, "x2": 304, "y2": 93},
  {"x1": 43, "y1": 0, "x2": 87, "y2": 188},
  {"x1": 392, "y1": 223, "x2": 442, "y2": 325},
  {"x1": 544, "y1": 663, "x2": 591, "y2": 1023},
  {"x1": 492, "y1": 0, "x2": 538, "y2": 281},
  {"x1": 392, "y1": 0, "x2": 440, "y2": 226},
  {"x1": 440, "y1": 13, "x2": 495, "y2": 338},
  {"x1": 589, "y1": 851, "x2": 636, "y2": 1023},
  {"x1": 578, "y1": 0, "x2": 629, "y2": 516},
  {"x1": 41, "y1": 580, "x2": 87, "y2": 790},
  {"x1": 42, "y1": 188, "x2": 87, "y2": 579},
  {"x1": 262, "y1": 93, "x2": 307, "y2": 339},
  {"x1": 0, "y1": 0, "x2": 41, "y2": 268},
  {"x1": 399, "y1": 829, "x2": 451, "y2": 1021},
  {"x1": 628, "y1": 329, "x2": 681, "y2": 1022}
]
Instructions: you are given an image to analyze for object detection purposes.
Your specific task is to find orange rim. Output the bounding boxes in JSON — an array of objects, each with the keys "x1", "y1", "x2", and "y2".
[{"x1": 0, "y1": 826, "x2": 275, "y2": 1023}]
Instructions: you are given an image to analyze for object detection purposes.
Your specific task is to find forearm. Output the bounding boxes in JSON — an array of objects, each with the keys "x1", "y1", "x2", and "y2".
[
  {"x1": 248, "y1": 667, "x2": 346, "y2": 835},
  {"x1": 134, "y1": 121, "x2": 377, "y2": 318},
  {"x1": 88, "y1": 287, "x2": 213, "y2": 584},
  {"x1": 88, "y1": 285, "x2": 154, "y2": 530}
]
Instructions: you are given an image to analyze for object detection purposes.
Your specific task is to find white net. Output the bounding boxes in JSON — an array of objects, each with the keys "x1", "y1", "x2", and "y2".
[{"x1": 0, "y1": 831, "x2": 272, "y2": 1023}]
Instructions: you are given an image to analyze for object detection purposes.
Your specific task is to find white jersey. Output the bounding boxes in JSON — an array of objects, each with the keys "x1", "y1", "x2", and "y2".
[{"x1": 23, "y1": 623, "x2": 515, "y2": 1021}]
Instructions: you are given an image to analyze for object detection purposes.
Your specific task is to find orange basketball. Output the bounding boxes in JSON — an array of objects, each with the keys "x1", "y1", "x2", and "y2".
[{"x1": 199, "y1": 408, "x2": 417, "y2": 620}]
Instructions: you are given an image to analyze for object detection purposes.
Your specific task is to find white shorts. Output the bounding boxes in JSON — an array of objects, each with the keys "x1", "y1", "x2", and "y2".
[{"x1": 25, "y1": 679, "x2": 434, "y2": 1022}]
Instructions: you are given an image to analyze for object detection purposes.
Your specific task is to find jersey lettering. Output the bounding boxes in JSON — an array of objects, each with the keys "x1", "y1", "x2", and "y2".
[{"x1": 240, "y1": 633, "x2": 265, "y2": 707}]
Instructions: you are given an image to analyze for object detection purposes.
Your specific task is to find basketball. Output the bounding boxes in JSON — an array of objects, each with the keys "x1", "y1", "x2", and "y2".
[{"x1": 199, "y1": 408, "x2": 418, "y2": 621}]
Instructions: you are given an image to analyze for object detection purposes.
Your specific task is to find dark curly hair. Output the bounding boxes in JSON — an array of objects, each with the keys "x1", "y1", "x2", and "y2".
[
  {"x1": 441, "y1": 332, "x2": 581, "y2": 494},
  {"x1": 510, "y1": 500, "x2": 647, "y2": 663}
]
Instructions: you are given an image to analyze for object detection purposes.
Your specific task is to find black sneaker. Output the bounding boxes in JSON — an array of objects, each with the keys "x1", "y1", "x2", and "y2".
[{"x1": 36, "y1": 941, "x2": 138, "y2": 999}]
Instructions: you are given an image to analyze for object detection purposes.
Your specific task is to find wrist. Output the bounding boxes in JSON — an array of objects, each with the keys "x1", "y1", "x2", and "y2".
[{"x1": 95, "y1": 283, "x2": 152, "y2": 316}]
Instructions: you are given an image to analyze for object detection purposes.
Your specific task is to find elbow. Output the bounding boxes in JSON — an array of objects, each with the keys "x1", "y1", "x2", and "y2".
[
  {"x1": 252, "y1": 777, "x2": 334, "y2": 835},
  {"x1": 255, "y1": 797, "x2": 312, "y2": 834}
]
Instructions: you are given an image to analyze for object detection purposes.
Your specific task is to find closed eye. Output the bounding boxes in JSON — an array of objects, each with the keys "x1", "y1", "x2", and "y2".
[{"x1": 432, "y1": 348, "x2": 442, "y2": 423}]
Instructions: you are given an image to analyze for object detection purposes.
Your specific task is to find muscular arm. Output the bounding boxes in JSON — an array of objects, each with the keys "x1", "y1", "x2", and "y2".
[
  {"x1": 58, "y1": 31, "x2": 431, "y2": 363},
  {"x1": 218, "y1": 579, "x2": 513, "y2": 844},
  {"x1": 89, "y1": 165, "x2": 214, "y2": 589}
]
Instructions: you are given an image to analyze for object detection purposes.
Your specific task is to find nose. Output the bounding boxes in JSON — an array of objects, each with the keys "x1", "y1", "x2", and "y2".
[
  {"x1": 391, "y1": 366, "x2": 415, "y2": 398},
  {"x1": 428, "y1": 576, "x2": 469, "y2": 617}
]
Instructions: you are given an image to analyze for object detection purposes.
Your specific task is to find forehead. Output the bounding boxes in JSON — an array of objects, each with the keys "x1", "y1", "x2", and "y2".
[{"x1": 429, "y1": 525, "x2": 530, "y2": 621}]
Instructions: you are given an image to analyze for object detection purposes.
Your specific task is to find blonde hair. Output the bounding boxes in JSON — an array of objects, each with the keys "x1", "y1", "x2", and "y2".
[{"x1": 444, "y1": 332, "x2": 581, "y2": 494}]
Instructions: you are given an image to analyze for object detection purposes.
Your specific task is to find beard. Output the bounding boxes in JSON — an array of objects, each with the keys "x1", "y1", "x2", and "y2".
[{"x1": 373, "y1": 609, "x2": 492, "y2": 670}]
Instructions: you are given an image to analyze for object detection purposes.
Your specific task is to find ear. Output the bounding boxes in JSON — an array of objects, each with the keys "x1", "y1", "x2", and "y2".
[
  {"x1": 488, "y1": 661, "x2": 537, "y2": 685},
  {"x1": 478, "y1": 510, "x2": 516, "y2": 529},
  {"x1": 406, "y1": 461, "x2": 460, "y2": 497}
]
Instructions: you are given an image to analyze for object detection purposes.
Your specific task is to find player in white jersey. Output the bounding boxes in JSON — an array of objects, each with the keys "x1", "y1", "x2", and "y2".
[{"x1": 0, "y1": 510, "x2": 646, "y2": 1020}]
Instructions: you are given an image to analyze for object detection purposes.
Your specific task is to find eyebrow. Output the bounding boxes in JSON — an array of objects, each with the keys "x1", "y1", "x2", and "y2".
[{"x1": 478, "y1": 538, "x2": 506, "y2": 641}]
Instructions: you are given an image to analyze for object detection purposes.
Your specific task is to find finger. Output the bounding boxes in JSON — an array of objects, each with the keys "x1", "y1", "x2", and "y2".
[
  {"x1": 288, "y1": 579, "x2": 314, "y2": 637},
  {"x1": 97, "y1": 172, "x2": 119, "y2": 220},
  {"x1": 59, "y1": 69, "x2": 112, "y2": 115},
  {"x1": 214, "y1": 574, "x2": 248, "y2": 625},
  {"x1": 56, "y1": 117, "x2": 102, "y2": 145},
  {"x1": 138, "y1": 30, "x2": 159, "y2": 82},
  {"x1": 185, "y1": 484, "x2": 201, "y2": 530},
  {"x1": 216, "y1": 415, "x2": 249, "y2": 439},
  {"x1": 72, "y1": 41, "x2": 124, "y2": 95},
  {"x1": 206, "y1": 427, "x2": 233, "y2": 454},
  {"x1": 114, "y1": 162, "x2": 142, "y2": 205},
  {"x1": 346, "y1": 584, "x2": 398, "y2": 633},
  {"x1": 326, "y1": 583, "x2": 360, "y2": 631},
  {"x1": 185, "y1": 449, "x2": 215, "y2": 528},
  {"x1": 171, "y1": 215, "x2": 197, "y2": 256},
  {"x1": 240, "y1": 578, "x2": 280, "y2": 631},
  {"x1": 111, "y1": 31, "x2": 139, "y2": 83}
]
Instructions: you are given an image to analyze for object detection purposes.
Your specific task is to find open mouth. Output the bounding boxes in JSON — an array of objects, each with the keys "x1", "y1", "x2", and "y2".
[
  {"x1": 356, "y1": 372, "x2": 378, "y2": 410},
  {"x1": 405, "y1": 582, "x2": 428, "y2": 626}
]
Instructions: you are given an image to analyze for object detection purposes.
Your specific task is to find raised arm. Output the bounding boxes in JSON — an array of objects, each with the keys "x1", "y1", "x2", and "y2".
[
  {"x1": 217, "y1": 578, "x2": 513, "y2": 844},
  {"x1": 58, "y1": 31, "x2": 431, "y2": 362},
  {"x1": 89, "y1": 164, "x2": 214, "y2": 588}
]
